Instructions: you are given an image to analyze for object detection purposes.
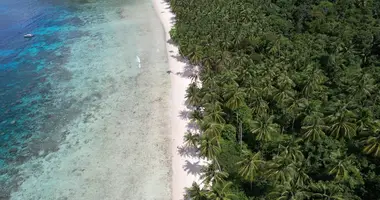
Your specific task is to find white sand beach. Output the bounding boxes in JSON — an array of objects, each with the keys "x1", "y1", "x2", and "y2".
[{"x1": 153, "y1": 0, "x2": 205, "y2": 199}]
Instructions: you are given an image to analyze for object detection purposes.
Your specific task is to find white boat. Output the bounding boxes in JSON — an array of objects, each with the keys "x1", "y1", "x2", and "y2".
[{"x1": 24, "y1": 34, "x2": 34, "y2": 38}]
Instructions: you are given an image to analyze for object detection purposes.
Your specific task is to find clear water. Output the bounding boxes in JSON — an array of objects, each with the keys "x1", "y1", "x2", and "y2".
[{"x1": 0, "y1": 0, "x2": 171, "y2": 199}]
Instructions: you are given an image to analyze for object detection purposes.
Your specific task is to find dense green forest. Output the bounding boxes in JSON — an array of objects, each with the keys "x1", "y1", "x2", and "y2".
[{"x1": 169, "y1": 0, "x2": 380, "y2": 199}]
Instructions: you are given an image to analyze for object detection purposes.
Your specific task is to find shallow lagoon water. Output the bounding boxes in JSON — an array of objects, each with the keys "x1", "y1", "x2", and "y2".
[{"x1": 0, "y1": 0, "x2": 171, "y2": 199}]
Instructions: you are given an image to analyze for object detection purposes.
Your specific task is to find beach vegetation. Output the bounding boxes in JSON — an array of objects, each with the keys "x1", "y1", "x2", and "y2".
[{"x1": 171, "y1": 0, "x2": 380, "y2": 199}]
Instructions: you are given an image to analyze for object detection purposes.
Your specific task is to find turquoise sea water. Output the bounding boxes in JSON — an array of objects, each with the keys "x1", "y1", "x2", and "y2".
[{"x1": 0, "y1": 0, "x2": 171, "y2": 199}]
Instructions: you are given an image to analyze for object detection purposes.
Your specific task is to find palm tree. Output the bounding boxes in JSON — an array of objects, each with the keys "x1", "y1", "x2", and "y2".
[
  {"x1": 188, "y1": 45, "x2": 204, "y2": 64},
  {"x1": 206, "y1": 181, "x2": 238, "y2": 200},
  {"x1": 184, "y1": 130, "x2": 200, "y2": 148},
  {"x1": 293, "y1": 98, "x2": 323, "y2": 119},
  {"x1": 219, "y1": 70, "x2": 238, "y2": 86},
  {"x1": 328, "y1": 156, "x2": 362, "y2": 185},
  {"x1": 266, "y1": 154, "x2": 296, "y2": 184},
  {"x1": 310, "y1": 181, "x2": 345, "y2": 200},
  {"x1": 273, "y1": 73, "x2": 295, "y2": 106},
  {"x1": 356, "y1": 108, "x2": 378, "y2": 134},
  {"x1": 236, "y1": 150, "x2": 264, "y2": 189},
  {"x1": 203, "y1": 102, "x2": 225, "y2": 124},
  {"x1": 200, "y1": 162, "x2": 229, "y2": 186},
  {"x1": 225, "y1": 88, "x2": 246, "y2": 111},
  {"x1": 278, "y1": 143, "x2": 304, "y2": 163},
  {"x1": 223, "y1": 86, "x2": 246, "y2": 146},
  {"x1": 237, "y1": 66, "x2": 253, "y2": 83},
  {"x1": 203, "y1": 123, "x2": 224, "y2": 139},
  {"x1": 202, "y1": 90, "x2": 222, "y2": 106},
  {"x1": 363, "y1": 133, "x2": 380, "y2": 157},
  {"x1": 200, "y1": 135, "x2": 221, "y2": 161},
  {"x1": 268, "y1": 180, "x2": 310, "y2": 200},
  {"x1": 185, "y1": 182, "x2": 207, "y2": 200},
  {"x1": 293, "y1": 162, "x2": 311, "y2": 187},
  {"x1": 275, "y1": 140, "x2": 311, "y2": 186},
  {"x1": 301, "y1": 113, "x2": 328, "y2": 141},
  {"x1": 352, "y1": 73, "x2": 375, "y2": 99},
  {"x1": 250, "y1": 115, "x2": 280, "y2": 142},
  {"x1": 202, "y1": 55, "x2": 214, "y2": 69},
  {"x1": 246, "y1": 84, "x2": 262, "y2": 100},
  {"x1": 273, "y1": 86, "x2": 295, "y2": 107},
  {"x1": 284, "y1": 98, "x2": 306, "y2": 129},
  {"x1": 186, "y1": 82, "x2": 202, "y2": 107},
  {"x1": 190, "y1": 109, "x2": 203, "y2": 122},
  {"x1": 301, "y1": 66, "x2": 327, "y2": 97},
  {"x1": 201, "y1": 68, "x2": 218, "y2": 87},
  {"x1": 250, "y1": 97, "x2": 269, "y2": 116},
  {"x1": 327, "y1": 109, "x2": 357, "y2": 139},
  {"x1": 259, "y1": 81, "x2": 277, "y2": 99}
]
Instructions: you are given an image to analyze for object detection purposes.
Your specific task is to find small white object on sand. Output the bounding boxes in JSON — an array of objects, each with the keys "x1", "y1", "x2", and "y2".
[
  {"x1": 24, "y1": 34, "x2": 34, "y2": 38},
  {"x1": 136, "y1": 56, "x2": 141, "y2": 68}
]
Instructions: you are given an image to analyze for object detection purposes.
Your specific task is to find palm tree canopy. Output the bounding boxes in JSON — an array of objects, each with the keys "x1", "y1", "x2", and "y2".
[
  {"x1": 236, "y1": 150, "x2": 264, "y2": 183},
  {"x1": 172, "y1": 0, "x2": 380, "y2": 199},
  {"x1": 200, "y1": 161, "x2": 229, "y2": 186},
  {"x1": 250, "y1": 115, "x2": 280, "y2": 142},
  {"x1": 185, "y1": 182, "x2": 208, "y2": 200},
  {"x1": 207, "y1": 181, "x2": 238, "y2": 200}
]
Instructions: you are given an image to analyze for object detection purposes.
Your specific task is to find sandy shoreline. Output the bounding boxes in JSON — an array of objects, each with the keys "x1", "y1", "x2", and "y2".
[{"x1": 153, "y1": 0, "x2": 204, "y2": 199}]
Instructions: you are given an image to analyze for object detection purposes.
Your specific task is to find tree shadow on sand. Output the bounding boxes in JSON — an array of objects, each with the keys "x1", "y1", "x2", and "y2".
[
  {"x1": 167, "y1": 38, "x2": 176, "y2": 45},
  {"x1": 181, "y1": 65, "x2": 197, "y2": 79},
  {"x1": 177, "y1": 145, "x2": 199, "y2": 158},
  {"x1": 179, "y1": 109, "x2": 190, "y2": 120},
  {"x1": 171, "y1": 63, "x2": 198, "y2": 79},
  {"x1": 183, "y1": 160, "x2": 202, "y2": 176},
  {"x1": 167, "y1": 50, "x2": 200, "y2": 80},
  {"x1": 186, "y1": 121, "x2": 200, "y2": 132},
  {"x1": 170, "y1": 54, "x2": 189, "y2": 64}
]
